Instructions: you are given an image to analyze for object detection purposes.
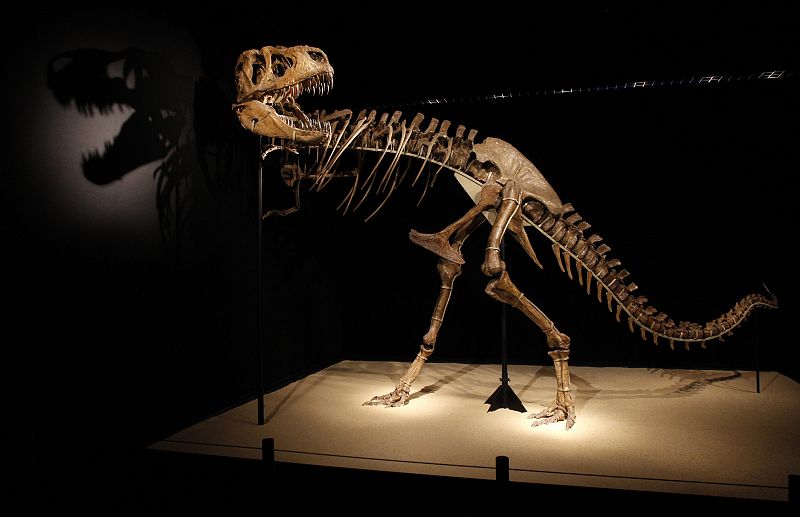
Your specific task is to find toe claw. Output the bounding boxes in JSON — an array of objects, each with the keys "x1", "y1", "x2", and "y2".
[
  {"x1": 565, "y1": 408, "x2": 577, "y2": 430},
  {"x1": 528, "y1": 401, "x2": 575, "y2": 429},
  {"x1": 531, "y1": 415, "x2": 559, "y2": 427},
  {"x1": 364, "y1": 387, "x2": 410, "y2": 407},
  {"x1": 529, "y1": 405, "x2": 556, "y2": 419}
]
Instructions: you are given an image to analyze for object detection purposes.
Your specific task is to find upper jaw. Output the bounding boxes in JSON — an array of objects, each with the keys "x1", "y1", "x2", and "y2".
[{"x1": 243, "y1": 70, "x2": 333, "y2": 105}]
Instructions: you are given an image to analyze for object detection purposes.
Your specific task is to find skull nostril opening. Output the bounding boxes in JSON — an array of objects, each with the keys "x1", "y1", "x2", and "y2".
[
  {"x1": 251, "y1": 54, "x2": 267, "y2": 84},
  {"x1": 250, "y1": 65, "x2": 262, "y2": 84},
  {"x1": 308, "y1": 51, "x2": 324, "y2": 63}
]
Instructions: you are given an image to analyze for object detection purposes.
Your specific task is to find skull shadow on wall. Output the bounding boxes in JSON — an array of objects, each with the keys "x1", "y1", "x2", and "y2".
[{"x1": 47, "y1": 48, "x2": 200, "y2": 243}]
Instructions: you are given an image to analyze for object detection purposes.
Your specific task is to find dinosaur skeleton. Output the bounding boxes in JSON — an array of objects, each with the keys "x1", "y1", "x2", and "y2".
[{"x1": 233, "y1": 45, "x2": 778, "y2": 429}]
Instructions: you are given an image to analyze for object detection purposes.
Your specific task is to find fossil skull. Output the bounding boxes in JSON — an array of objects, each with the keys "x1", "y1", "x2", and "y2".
[{"x1": 232, "y1": 45, "x2": 334, "y2": 144}]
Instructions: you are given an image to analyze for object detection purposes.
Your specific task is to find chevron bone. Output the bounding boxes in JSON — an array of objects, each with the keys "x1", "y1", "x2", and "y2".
[{"x1": 524, "y1": 203, "x2": 778, "y2": 346}]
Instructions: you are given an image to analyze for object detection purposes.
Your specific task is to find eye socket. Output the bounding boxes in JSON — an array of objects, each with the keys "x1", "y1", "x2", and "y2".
[
  {"x1": 308, "y1": 51, "x2": 325, "y2": 63},
  {"x1": 271, "y1": 55, "x2": 294, "y2": 78}
]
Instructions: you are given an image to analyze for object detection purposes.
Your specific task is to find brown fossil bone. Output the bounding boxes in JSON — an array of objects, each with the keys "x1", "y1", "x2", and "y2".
[
  {"x1": 232, "y1": 46, "x2": 333, "y2": 144},
  {"x1": 233, "y1": 44, "x2": 779, "y2": 430}
]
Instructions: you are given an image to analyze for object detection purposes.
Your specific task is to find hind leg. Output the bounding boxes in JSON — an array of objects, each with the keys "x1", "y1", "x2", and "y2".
[
  {"x1": 485, "y1": 272, "x2": 576, "y2": 429},
  {"x1": 364, "y1": 218, "x2": 483, "y2": 407},
  {"x1": 363, "y1": 258, "x2": 461, "y2": 407},
  {"x1": 480, "y1": 181, "x2": 575, "y2": 429}
]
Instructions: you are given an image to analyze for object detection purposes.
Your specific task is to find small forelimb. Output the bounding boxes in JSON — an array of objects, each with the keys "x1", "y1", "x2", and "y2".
[
  {"x1": 260, "y1": 144, "x2": 298, "y2": 160},
  {"x1": 264, "y1": 182, "x2": 301, "y2": 218}
]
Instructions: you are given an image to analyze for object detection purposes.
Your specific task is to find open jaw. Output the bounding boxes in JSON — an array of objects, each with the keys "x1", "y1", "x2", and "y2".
[{"x1": 233, "y1": 71, "x2": 333, "y2": 145}]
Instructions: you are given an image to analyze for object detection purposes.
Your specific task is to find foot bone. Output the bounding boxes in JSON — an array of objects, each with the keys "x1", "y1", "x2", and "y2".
[
  {"x1": 527, "y1": 402, "x2": 576, "y2": 430},
  {"x1": 363, "y1": 386, "x2": 410, "y2": 408}
]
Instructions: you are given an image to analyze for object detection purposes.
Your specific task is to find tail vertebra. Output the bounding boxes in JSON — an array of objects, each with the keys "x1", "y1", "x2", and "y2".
[{"x1": 525, "y1": 203, "x2": 778, "y2": 350}]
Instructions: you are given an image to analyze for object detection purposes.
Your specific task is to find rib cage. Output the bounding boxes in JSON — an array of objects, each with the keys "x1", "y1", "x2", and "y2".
[{"x1": 285, "y1": 109, "x2": 478, "y2": 219}]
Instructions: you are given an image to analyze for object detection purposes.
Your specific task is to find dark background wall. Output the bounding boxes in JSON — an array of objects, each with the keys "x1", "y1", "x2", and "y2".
[{"x1": 5, "y1": 3, "x2": 796, "y2": 504}]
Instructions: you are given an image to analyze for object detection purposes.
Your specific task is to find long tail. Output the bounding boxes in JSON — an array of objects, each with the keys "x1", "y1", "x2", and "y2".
[{"x1": 524, "y1": 203, "x2": 778, "y2": 349}]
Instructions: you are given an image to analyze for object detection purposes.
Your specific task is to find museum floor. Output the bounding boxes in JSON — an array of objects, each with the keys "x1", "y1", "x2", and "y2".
[{"x1": 151, "y1": 361, "x2": 799, "y2": 502}]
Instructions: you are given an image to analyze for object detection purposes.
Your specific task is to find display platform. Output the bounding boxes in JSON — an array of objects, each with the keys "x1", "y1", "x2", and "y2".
[{"x1": 151, "y1": 361, "x2": 799, "y2": 501}]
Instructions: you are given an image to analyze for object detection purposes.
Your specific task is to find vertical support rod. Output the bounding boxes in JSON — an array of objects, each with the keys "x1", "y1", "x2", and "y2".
[
  {"x1": 755, "y1": 315, "x2": 761, "y2": 394},
  {"x1": 500, "y1": 241, "x2": 508, "y2": 398},
  {"x1": 496, "y1": 455, "x2": 509, "y2": 483},
  {"x1": 262, "y1": 438, "x2": 275, "y2": 481},
  {"x1": 257, "y1": 137, "x2": 266, "y2": 425},
  {"x1": 175, "y1": 181, "x2": 181, "y2": 278},
  {"x1": 485, "y1": 240, "x2": 526, "y2": 413}
]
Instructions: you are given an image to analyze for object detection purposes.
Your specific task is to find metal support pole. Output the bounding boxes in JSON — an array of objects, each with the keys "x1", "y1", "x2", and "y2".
[
  {"x1": 755, "y1": 315, "x2": 761, "y2": 394},
  {"x1": 485, "y1": 242, "x2": 527, "y2": 412},
  {"x1": 262, "y1": 438, "x2": 275, "y2": 481},
  {"x1": 496, "y1": 456, "x2": 509, "y2": 483},
  {"x1": 257, "y1": 138, "x2": 266, "y2": 425}
]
